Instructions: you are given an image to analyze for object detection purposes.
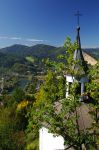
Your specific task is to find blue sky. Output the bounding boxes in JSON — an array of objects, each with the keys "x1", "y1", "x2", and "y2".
[{"x1": 0, "y1": 0, "x2": 99, "y2": 48}]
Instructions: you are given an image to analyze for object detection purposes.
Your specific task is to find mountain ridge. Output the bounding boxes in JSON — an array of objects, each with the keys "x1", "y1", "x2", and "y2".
[
  {"x1": 0, "y1": 44, "x2": 98, "y2": 62},
  {"x1": 0, "y1": 44, "x2": 57, "y2": 58}
]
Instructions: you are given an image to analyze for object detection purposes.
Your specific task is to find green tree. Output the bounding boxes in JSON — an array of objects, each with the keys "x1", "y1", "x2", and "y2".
[
  {"x1": 86, "y1": 61, "x2": 99, "y2": 148},
  {"x1": 26, "y1": 38, "x2": 98, "y2": 150},
  {"x1": 12, "y1": 87, "x2": 25, "y2": 103},
  {"x1": 26, "y1": 70, "x2": 65, "y2": 150},
  {"x1": 25, "y1": 77, "x2": 37, "y2": 95},
  {"x1": 0, "y1": 105, "x2": 26, "y2": 150}
]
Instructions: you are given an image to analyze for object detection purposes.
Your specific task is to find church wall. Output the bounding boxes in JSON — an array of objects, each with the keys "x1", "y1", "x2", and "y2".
[
  {"x1": 39, "y1": 127, "x2": 64, "y2": 150},
  {"x1": 66, "y1": 75, "x2": 89, "y2": 97},
  {"x1": 66, "y1": 75, "x2": 74, "y2": 97}
]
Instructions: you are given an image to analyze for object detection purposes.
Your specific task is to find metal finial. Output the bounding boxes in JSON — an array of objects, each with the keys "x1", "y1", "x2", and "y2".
[{"x1": 75, "y1": 11, "x2": 82, "y2": 26}]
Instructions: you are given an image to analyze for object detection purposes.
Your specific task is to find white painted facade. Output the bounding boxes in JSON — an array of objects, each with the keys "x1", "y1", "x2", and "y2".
[
  {"x1": 39, "y1": 127, "x2": 64, "y2": 150},
  {"x1": 65, "y1": 75, "x2": 74, "y2": 97},
  {"x1": 65, "y1": 75, "x2": 88, "y2": 98}
]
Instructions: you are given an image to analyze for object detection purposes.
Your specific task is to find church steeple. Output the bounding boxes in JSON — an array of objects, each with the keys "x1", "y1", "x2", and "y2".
[
  {"x1": 66, "y1": 11, "x2": 89, "y2": 99},
  {"x1": 76, "y1": 26, "x2": 81, "y2": 49},
  {"x1": 73, "y1": 12, "x2": 88, "y2": 75}
]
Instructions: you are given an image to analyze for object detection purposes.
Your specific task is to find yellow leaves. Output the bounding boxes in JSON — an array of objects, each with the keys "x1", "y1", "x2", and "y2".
[
  {"x1": 34, "y1": 88, "x2": 45, "y2": 106},
  {"x1": 32, "y1": 124, "x2": 36, "y2": 129},
  {"x1": 17, "y1": 100, "x2": 29, "y2": 111}
]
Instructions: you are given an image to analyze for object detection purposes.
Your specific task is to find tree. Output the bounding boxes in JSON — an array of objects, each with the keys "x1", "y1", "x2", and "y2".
[
  {"x1": 0, "y1": 89, "x2": 29, "y2": 150},
  {"x1": 26, "y1": 70, "x2": 65, "y2": 150},
  {"x1": 0, "y1": 105, "x2": 26, "y2": 150},
  {"x1": 26, "y1": 38, "x2": 98, "y2": 150},
  {"x1": 25, "y1": 77, "x2": 37, "y2": 96},
  {"x1": 12, "y1": 87, "x2": 25, "y2": 103},
  {"x1": 86, "y1": 61, "x2": 99, "y2": 148}
]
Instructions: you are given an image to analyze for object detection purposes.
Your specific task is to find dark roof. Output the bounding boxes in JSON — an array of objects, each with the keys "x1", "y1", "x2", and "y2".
[{"x1": 73, "y1": 26, "x2": 88, "y2": 75}]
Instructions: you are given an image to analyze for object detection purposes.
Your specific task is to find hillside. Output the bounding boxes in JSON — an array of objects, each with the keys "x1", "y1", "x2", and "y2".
[
  {"x1": 0, "y1": 44, "x2": 97, "y2": 95},
  {"x1": 0, "y1": 44, "x2": 57, "y2": 58},
  {"x1": 0, "y1": 44, "x2": 98, "y2": 70},
  {"x1": 0, "y1": 51, "x2": 25, "y2": 68},
  {"x1": 0, "y1": 44, "x2": 99, "y2": 61},
  {"x1": 0, "y1": 44, "x2": 28, "y2": 57}
]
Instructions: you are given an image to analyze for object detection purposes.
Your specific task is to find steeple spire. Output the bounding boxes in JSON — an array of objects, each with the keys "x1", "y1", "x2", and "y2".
[
  {"x1": 75, "y1": 11, "x2": 82, "y2": 49},
  {"x1": 76, "y1": 26, "x2": 81, "y2": 49},
  {"x1": 73, "y1": 11, "x2": 88, "y2": 75},
  {"x1": 66, "y1": 12, "x2": 89, "y2": 99}
]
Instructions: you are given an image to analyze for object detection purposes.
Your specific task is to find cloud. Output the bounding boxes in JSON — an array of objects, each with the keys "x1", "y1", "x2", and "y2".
[
  {"x1": 0, "y1": 36, "x2": 44, "y2": 42},
  {"x1": 26, "y1": 38, "x2": 44, "y2": 42},
  {"x1": 10, "y1": 37, "x2": 22, "y2": 40},
  {"x1": 0, "y1": 36, "x2": 46, "y2": 46},
  {"x1": 0, "y1": 36, "x2": 21, "y2": 40}
]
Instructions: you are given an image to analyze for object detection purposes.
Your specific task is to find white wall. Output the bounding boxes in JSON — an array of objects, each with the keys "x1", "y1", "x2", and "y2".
[
  {"x1": 65, "y1": 75, "x2": 74, "y2": 97},
  {"x1": 39, "y1": 127, "x2": 64, "y2": 150},
  {"x1": 66, "y1": 75, "x2": 74, "y2": 83}
]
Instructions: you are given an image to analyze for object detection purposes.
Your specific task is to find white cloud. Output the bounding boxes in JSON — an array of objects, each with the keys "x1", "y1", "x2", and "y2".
[
  {"x1": 0, "y1": 36, "x2": 46, "y2": 46},
  {"x1": 0, "y1": 36, "x2": 44, "y2": 42},
  {"x1": 10, "y1": 37, "x2": 22, "y2": 40},
  {"x1": 0, "y1": 36, "x2": 21, "y2": 40},
  {"x1": 26, "y1": 38, "x2": 44, "y2": 42}
]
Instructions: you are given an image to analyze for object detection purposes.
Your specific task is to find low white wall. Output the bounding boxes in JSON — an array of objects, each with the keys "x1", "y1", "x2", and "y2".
[
  {"x1": 66, "y1": 75, "x2": 74, "y2": 83},
  {"x1": 39, "y1": 127, "x2": 64, "y2": 150}
]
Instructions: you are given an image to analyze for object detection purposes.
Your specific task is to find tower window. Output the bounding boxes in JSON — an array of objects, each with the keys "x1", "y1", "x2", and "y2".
[
  {"x1": 68, "y1": 82, "x2": 72, "y2": 94},
  {"x1": 75, "y1": 82, "x2": 81, "y2": 95}
]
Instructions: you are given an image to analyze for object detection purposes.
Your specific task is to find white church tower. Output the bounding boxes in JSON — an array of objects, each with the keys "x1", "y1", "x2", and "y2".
[{"x1": 66, "y1": 12, "x2": 88, "y2": 100}]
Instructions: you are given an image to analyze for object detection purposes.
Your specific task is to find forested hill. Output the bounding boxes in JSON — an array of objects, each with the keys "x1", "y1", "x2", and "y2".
[
  {"x1": 0, "y1": 44, "x2": 57, "y2": 58},
  {"x1": 0, "y1": 44, "x2": 99, "y2": 60}
]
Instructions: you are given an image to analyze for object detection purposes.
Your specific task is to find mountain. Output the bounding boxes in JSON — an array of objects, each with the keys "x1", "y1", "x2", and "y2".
[
  {"x1": 29, "y1": 44, "x2": 57, "y2": 58},
  {"x1": 0, "y1": 51, "x2": 24, "y2": 68},
  {"x1": 0, "y1": 44, "x2": 57, "y2": 58},
  {"x1": 0, "y1": 44, "x2": 99, "y2": 62},
  {"x1": 0, "y1": 44, "x2": 29, "y2": 57}
]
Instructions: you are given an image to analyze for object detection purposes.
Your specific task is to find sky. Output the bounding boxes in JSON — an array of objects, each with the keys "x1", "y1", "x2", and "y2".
[{"x1": 0, "y1": 0, "x2": 99, "y2": 48}]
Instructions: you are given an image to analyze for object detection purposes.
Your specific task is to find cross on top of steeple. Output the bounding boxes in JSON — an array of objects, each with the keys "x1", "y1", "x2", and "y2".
[
  {"x1": 75, "y1": 11, "x2": 82, "y2": 27},
  {"x1": 73, "y1": 11, "x2": 88, "y2": 74}
]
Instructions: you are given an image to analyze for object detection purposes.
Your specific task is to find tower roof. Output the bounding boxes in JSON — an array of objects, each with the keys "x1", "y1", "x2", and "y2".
[{"x1": 73, "y1": 26, "x2": 88, "y2": 75}]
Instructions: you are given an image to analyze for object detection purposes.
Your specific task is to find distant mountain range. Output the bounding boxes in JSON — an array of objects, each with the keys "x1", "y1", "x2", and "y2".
[
  {"x1": 0, "y1": 44, "x2": 99, "y2": 62},
  {"x1": 0, "y1": 44, "x2": 57, "y2": 58}
]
